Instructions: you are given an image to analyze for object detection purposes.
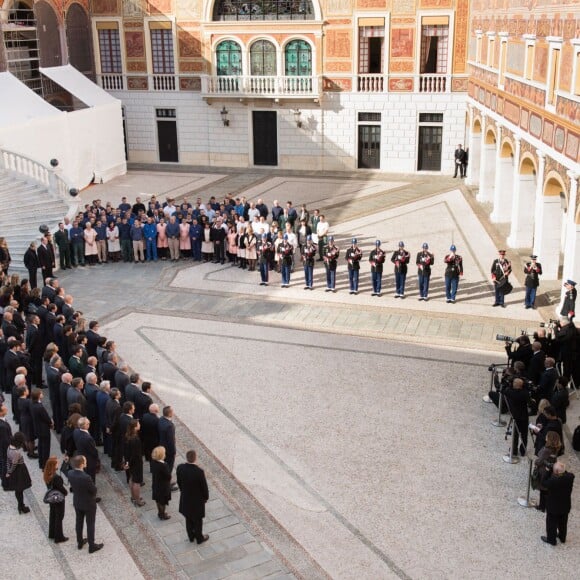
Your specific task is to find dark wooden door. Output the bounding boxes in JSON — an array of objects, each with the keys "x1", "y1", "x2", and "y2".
[
  {"x1": 253, "y1": 111, "x2": 277, "y2": 166},
  {"x1": 358, "y1": 125, "x2": 381, "y2": 169},
  {"x1": 157, "y1": 121, "x2": 179, "y2": 163},
  {"x1": 418, "y1": 126, "x2": 443, "y2": 171}
]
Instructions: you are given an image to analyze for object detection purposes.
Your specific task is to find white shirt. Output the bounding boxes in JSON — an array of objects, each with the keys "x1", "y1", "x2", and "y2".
[{"x1": 316, "y1": 220, "x2": 329, "y2": 237}]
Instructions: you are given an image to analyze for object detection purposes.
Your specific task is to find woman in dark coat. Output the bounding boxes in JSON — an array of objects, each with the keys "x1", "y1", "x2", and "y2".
[
  {"x1": 124, "y1": 419, "x2": 145, "y2": 506},
  {"x1": 43, "y1": 456, "x2": 68, "y2": 542},
  {"x1": 550, "y1": 376, "x2": 570, "y2": 424},
  {"x1": 60, "y1": 412, "x2": 82, "y2": 458},
  {"x1": 4, "y1": 432, "x2": 32, "y2": 513},
  {"x1": 16, "y1": 386, "x2": 37, "y2": 458},
  {"x1": 151, "y1": 445, "x2": 172, "y2": 520},
  {"x1": 534, "y1": 431, "x2": 561, "y2": 513}
]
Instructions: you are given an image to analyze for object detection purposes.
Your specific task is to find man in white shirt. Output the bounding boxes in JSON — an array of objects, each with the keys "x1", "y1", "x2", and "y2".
[{"x1": 316, "y1": 215, "x2": 330, "y2": 262}]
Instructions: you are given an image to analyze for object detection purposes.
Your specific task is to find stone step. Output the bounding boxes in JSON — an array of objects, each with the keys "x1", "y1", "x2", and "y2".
[{"x1": 0, "y1": 183, "x2": 45, "y2": 197}]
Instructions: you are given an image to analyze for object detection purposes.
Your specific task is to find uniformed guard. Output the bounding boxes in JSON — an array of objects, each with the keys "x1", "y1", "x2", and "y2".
[
  {"x1": 324, "y1": 236, "x2": 339, "y2": 292},
  {"x1": 491, "y1": 249, "x2": 512, "y2": 308},
  {"x1": 369, "y1": 240, "x2": 385, "y2": 297},
  {"x1": 278, "y1": 234, "x2": 293, "y2": 288},
  {"x1": 523, "y1": 255, "x2": 542, "y2": 309},
  {"x1": 391, "y1": 241, "x2": 410, "y2": 298},
  {"x1": 416, "y1": 242, "x2": 434, "y2": 301},
  {"x1": 301, "y1": 235, "x2": 317, "y2": 290},
  {"x1": 257, "y1": 233, "x2": 273, "y2": 286},
  {"x1": 345, "y1": 238, "x2": 363, "y2": 295},
  {"x1": 560, "y1": 280, "x2": 577, "y2": 320},
  {"x1": 444, "y1": 244, "x2": 463, "y2": 303}
]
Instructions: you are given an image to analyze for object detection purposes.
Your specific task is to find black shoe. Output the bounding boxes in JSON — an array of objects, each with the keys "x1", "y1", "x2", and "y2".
[
  {"x1": 170, "y1": 484, "x2": 178, "y2": 492},
  {"x1": 89, "y1": 543, "x2": 104, "y2": 554},
  {"x1": 95, "y1": 497, "x2": 101, "y2": 503},
  {"x1": 535, "y1": 506, "x2": 545, "y2": 512},
  {"x1": 18, "y1": 506, "x2": 30, "y2": 514},
  {"x1": 492, "y1": 303, "x2": 499, "y2": 307},
  {"x1": 55, "y1": 537, "x2": 69, "y2": 544},
  {"x1": 541, "y1": 536, "x2": 556, "y2": 546},
  {"x1": 140, "y1": 481, "x2": 146, "y2": 487},
  {"x1": 196, "y1": 534, "x2": 209, "y2": 545},
  {"x1": 27, "y1": 453, "x2": 39, "y2": 459},
  {"x1": 78, "y1": 539, "x2": 88, "y2": 550},
  {"x1": 558, "y1": 537, "x2": 566, "y2": 544}
]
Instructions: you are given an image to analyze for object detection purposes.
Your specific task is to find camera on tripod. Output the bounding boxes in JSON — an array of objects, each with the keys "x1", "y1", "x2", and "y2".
[
  {"x1": 539, "y1": 319, "x2": 559, "y2": 329},
  {"x1": 496, "y1": 334, "x2": 516, "y2": 343}
]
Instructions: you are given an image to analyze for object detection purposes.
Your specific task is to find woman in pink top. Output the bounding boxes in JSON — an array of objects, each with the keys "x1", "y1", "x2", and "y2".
[
  {"x1": 156, "y1": 218, "x2": 168, "y2": 260},
  {"x1": 84, "y1": 223, "x2": 98, "y2": 265},
  {"x1": 179, "y1": 219, "x2": 191, "y2": 258},
  {"x1": 226, "y1": 224, "x2": 238, "y2": 265}
]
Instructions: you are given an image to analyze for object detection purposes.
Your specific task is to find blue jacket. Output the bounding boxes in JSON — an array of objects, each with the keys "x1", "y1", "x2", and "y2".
[
  {"x1": 95, "y1": 224, "x2": 107, "y2": 241},
  {"x1": 118, "y1": 223, "x2": 131, "y2": 241},
  {"x1": 130, "y1": 225, "x2": 144, "y2": 241},
  {"x1": 70, "y1": 226, "x2": 84, "y2": 245},
  {"x1": 143, "y1": 223, "x2": 157, "y2": 240},
  {"x1": 166, "y1": 222, "x2": 180, "y2": 238},
  {"x1": 189, "y1": 224, "x2": 202, "y2": 241}
]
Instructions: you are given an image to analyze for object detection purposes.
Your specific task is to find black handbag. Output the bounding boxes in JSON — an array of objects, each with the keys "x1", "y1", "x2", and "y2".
[
  {"x1": 500, "y1": 281, "x2": 513, "y2": 296},
  {"x1": 43, "y1": 488, "x2": 65, "y2": 504},
  {"x1": 60, "y1": 458, "x2": 71, "y2": 477}
]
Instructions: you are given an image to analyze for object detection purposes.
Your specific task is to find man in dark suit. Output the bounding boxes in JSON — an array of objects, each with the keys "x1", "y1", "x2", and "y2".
[
  {"x1": 37, "y1": 236, "x2": 54, "y2": 283},
  {"x1": 73, "y1": 417, "x2": 100, "y2": 486},
  {"x1": 536, "y1": 357, "x2": 558, "y2": 401},
  {"x1": 159, "y1": 406, "x2": 177, "y2": 476},
  {"x1": 0, "y1": 403, "x2": 12, "y2": 481},
  {"x1": 41, "y1": 277, "x2": 58, "y2": 302},
  {"x1": 101, "y1": 353, "x2": 118, "y2": 386},
  {"x1": 141, "y1": 403, "x2": 160, "y2": 462},
  {"x1": 59, "y1": 373, "x2": 73, "y2": 424},
  {"x1": 86, "y1": 321, "x2": 101, "y2": 358},
  {"x1": 134, "y1": 382, "x2": 153, "y2": 421},
  {"x1": 67, "y1": 378, "x2": 87, "y2": 416},
  {"x1": 114, "y1": 363, "x2": 130, "y2": 402},
  {"x1": 453, "y1": 144, "x2": 467, "y2": 178},
  {"x1": 124, "y1": 373, "x2": 141, "y2": 405},
  {"x1": 176, "y1": 450, "x2": 209, "y2": 544},
  {"x1": 67, "y1": 455, "x2": 104, "y2": 553},
  {"x1": 4, "y1": 338, "x2": 22, "y2": 393},
  {"x1": 527, "y1": 342, "x2": 546, "y2": 386},
  {"x1": 542, "y1": 461, "x2": 575, "y2": 545},
  {"x1": 69, "y1": 346, "x2": 85, "y2": 379},
  {"x1": 30, "y1": 388, "x2": 53, "y2": 469},
  {"x1": 46, "y1": 355, "x2": 63, "y2": 433},
  {"x1": 106, "y1": 389, "x2": 123, "y2": 470},
  {"x1": 25, "y1": 314, "x2": 44, "y2": 388},
  {"x1": 23, "y1": 242, "x2": 40, "y2": 289}
]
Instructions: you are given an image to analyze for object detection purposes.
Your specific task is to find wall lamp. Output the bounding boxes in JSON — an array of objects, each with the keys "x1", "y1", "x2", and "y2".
[
  {"x1": 220, "y1": 106, "x2": 230, "y2": 127},
  {"x1": 293, "y1": 109, "x2": 302, "y2": 128}
]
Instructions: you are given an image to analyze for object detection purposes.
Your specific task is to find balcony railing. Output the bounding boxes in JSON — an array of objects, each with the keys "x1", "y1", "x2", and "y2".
[
  {"x1": 96, "y1": 72, "x2": 454, "y2": 96},
  {"x1": 417, "y1": 74, "x2": 449, "y2": 93}
]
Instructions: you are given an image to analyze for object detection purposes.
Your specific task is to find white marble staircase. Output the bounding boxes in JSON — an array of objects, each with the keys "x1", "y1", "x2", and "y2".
[{"x1": 0, "y1": 153, "x2": 76, "y2": 272}]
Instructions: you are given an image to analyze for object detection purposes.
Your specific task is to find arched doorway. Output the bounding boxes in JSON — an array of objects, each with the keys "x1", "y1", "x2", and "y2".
[
  {"x1": 491, "y1": 140, "x2": 515, "y2": 223},
  {"x1": 508, "y1": 155, "x2": 536, "y2": 248},
  {"x1": 466, "y1": 117, "x2": 481, "y2": 186},
  {"x1": 477, "y1": 128, "x2": 496, "y2": 203},
  {"x1": 66, "y1": 3, "x2": 93, "y2": 77},
  {"x1": 533, "y1": 174, "x2": 567, "y2": 279},
  {"x1": 34, "y1": 0, "x2": 62, "y2": 68}
]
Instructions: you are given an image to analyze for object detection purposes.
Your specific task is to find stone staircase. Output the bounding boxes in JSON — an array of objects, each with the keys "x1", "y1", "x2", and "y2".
[{"x1": 0, "y1": 168, "x2": 74, "y2": 272}]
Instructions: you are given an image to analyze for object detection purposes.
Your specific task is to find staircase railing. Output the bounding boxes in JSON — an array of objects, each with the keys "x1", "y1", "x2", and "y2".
[{"x1": 0, "y1": 148, "x2": 73, "y2": 201}]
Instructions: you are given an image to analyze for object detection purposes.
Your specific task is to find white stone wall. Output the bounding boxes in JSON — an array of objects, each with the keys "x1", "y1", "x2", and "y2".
[{"x1": 118, "y1": 89, "x2": 467, "y2": 174}]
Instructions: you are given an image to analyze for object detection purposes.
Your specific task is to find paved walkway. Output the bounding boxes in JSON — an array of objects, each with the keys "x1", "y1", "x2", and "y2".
[{"x1": 5, "y1": 167, "x2": 571, "y2": 579}]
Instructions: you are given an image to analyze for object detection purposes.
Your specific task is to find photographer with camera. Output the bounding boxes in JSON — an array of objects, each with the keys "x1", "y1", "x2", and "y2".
[
  {"x1": 504, "y1": 378, "x2": 531, "y2": 457},
  {"x1": 541, "y1": 461, "x2": 575, "y2": 546},
  {"x1": 553, "y1": 317, "x2": 579, "y2": 383},
  {"x1": 483, "y1": 362, "x2": 527, "y2": 407},
  {"x1": 505, "y1": 334, "x2": 533, "y2": 367}
]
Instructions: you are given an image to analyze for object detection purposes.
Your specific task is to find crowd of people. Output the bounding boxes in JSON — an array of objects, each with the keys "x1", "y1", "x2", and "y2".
[
  {"x1": 0, "y1": 276, "x2": 211, "y2": 552},
  {"x1": 483, "y1": 322, "x2": 578, "y2": 546}
]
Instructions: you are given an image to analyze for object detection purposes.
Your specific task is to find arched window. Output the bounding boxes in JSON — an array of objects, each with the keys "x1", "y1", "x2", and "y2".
[
  {"x1": 213, "y1": 0, "x2": 314, "y2": 21},
  {"x1": 285, "y1": 40, "x2": 311, "y2": 76},
  {"x1": 250, "y1": 40, "x2": 276, "y2": 76},
  {"x1": 66, "y1": 3, "x2": 93, "y2": 76},
  {"x1": 216, "y1": 40, "x2": 242, "y2": 76}
]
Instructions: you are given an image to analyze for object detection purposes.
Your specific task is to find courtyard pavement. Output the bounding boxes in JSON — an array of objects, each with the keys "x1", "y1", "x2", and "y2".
[{"x1": 2, "y1": 167, "x2": 578, "y2": 579}]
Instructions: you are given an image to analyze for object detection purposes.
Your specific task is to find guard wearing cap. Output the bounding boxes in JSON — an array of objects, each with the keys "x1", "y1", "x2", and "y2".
[
  {"x1": 257, "y1": 233, "x2": 273, "y2": 286},
  {"x1": 346, "y1": 238, "x2": 363, "y2": 295},
  {"x1": 444, "y1": 244, "x2": 463, "y2": 303},
  {"x1": 416, "y1": 243, "x2": 434, "y2": 301},
  {"x1": 278, "y1": 234, "x2": 294, "y2": 288},
  {"x1": 391, "y1": 241, "x2": 410, "y2": 298},
  {"x1": 523, "y1": 255, "x2": 543, "y2": 309},
  {"x1": 491, "y1": 249, "x2": 512, "y2": 307},
  {"x1": 301, "y1": 235, "x2": 317, "y2": 290},
  {"x1": 560, "y1": 280, "x2": 577, "y2": 320},
  {"x1": 369, "y1": 240, "x2": 385, "y2": 297},
  {"x1": 324, "y1": 236, "x2": 339, "y2": 292}
]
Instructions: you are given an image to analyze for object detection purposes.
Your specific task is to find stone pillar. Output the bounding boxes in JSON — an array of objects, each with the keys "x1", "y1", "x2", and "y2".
[
  {"x1": 507, "y1": 142, "x2": 535, "y2": 248},
  {"x1": 558, "y1": 172, "x2": 580, "y2": 314},
  {"x1": 465, "y1": 107, "x2": 481, "y2": 187},
  {"x1": 532, "y1": 151, "x2": 546, "y2": 254},
  {"x1": 491, "y1": 130, "x2": 517, "y2": 223},
  {"x1": 477, "y1": 118, "x2": 496, "y2": 203},
  {"x1": 0, "y1": 20, "x2": 7, "y2": 73}
]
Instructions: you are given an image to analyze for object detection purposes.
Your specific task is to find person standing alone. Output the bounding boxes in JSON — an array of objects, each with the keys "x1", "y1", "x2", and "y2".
[{"x1": 453, "y1": 144, "x2": 467, "y2": 178}]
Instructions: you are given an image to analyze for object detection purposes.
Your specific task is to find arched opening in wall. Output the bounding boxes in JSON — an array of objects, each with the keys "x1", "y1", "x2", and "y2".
[
  {"x1": 66, "y1": 3, "x2": 93, "y2": 78},
  {"x1": 509, "y1": 155, "x2": 537, "y2": 248},
  {"x1": 4, "y1": 0, "x2": 41, "y2": 92},
  {"x1": 212, "y1": 0, "x2": 316, "y2": 21},
  {"x1": 34, "y1": 0, "x2": 62, "y2": 68},
  {"x1": 537, "y1": 174, "x2": 568, "y2": 279}
]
